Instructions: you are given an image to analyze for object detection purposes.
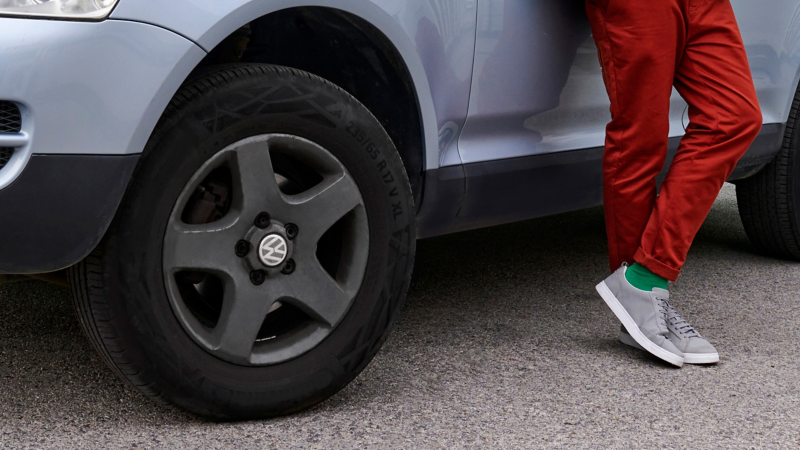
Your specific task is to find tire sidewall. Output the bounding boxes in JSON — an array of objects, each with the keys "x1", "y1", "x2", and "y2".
[{"x1": 788, "y1": 129, "x2": 800, "y2": 239}]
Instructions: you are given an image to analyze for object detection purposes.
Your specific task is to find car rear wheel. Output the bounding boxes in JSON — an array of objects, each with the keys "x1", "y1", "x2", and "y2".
[
  {"x1": 736, "y1": 85, "x2": 800, "y2": 260},
  {"x1": 68, "y1": 65, "x2": 416, "y2": 420}
]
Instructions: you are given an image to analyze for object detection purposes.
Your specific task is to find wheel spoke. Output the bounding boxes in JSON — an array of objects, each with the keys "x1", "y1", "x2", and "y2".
[
  {"x1": 231, "y1": 137, "x2": 286, "y2": 216},
  {"x1": 285, "y1": 258, "x2": 355, "y2": 327},
  {"x1": 213, "y1": 275, "x2": 280, "y2": 363},
  {"x1": 163, "y1": 217, "x2": 240, "y2": 274},
  {"x1": 287, "y1": 173, "x2": 362, "y2": 244}
]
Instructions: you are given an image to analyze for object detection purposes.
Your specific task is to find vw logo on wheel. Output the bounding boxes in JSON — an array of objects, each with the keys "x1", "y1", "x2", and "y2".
[{"x1": 258, "y1": 234, "x2": 288, "y2": 267}]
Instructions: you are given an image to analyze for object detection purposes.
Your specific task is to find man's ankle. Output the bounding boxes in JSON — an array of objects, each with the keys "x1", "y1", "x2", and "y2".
[{"x1": 624, "y1": 262, "x2": 668, "y2": 291}]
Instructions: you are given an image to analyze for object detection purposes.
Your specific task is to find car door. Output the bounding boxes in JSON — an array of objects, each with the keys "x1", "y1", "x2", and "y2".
[{"x1": 456, "y1": 0, "x2": 690, "y2": 165}]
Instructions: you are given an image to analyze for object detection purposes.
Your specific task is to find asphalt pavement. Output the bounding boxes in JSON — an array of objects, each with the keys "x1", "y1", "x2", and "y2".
[{"x1": 2, "y1": 183, "x2": 800, "y2": 449}]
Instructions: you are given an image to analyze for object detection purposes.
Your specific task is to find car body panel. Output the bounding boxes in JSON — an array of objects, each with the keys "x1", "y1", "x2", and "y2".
[
  {"x1": 416, "y1": 123, "x2": 784, "y2": 238},
  {"x1": 0, "y1": 18, "x2": 203, "y2": 272},
  {"x1": 0, "y1": 18, "x2": 204, "y2": 160},
  {"x1": 111, "y1": 0, "x2": 480, "y2": 171},
  {"x1": 457, "y1": 0, "x2": 800, "y2": 165}
]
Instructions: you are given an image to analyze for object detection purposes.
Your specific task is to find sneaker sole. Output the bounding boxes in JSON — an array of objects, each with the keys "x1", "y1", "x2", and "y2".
[
  {"x1": 596, "y1": 280, "x2": 684, "y2": 367},
  {"x1": 619, "y1": 331, "x2": 719, "y2": 364}
]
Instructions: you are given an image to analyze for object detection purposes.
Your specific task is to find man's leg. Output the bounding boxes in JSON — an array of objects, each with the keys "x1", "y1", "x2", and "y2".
[
  {"x1": 585, "y1": 0, "x2": 684, "y2": 273},
  {"x1": 587, "y1": 0, "x2": 688, "y2": 367},
  {"x1": 592, "y1": 0, "x2": 756, "y2": 366},
  {"x1": 635, "y1": 0, "x2": 762, "y2": 280}
]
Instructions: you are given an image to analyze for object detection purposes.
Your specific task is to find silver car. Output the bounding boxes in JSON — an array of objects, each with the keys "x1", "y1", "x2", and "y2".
[{"x1": 1, "y1": 0, "x2": 799, "y2": 419}]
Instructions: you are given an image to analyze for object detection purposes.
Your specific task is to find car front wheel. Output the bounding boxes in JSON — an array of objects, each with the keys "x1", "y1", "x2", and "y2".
[{"x1": 68, "y1": 65, "x2": 416, "y2": 420}]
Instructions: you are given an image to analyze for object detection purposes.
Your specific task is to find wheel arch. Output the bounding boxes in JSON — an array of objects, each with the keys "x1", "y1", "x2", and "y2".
[
  {"x1": 35, "y1": 5, "x2": 435, "y2": 275},
  {"x1": 121, "y1": 4, "x2": 438, "y2": 206}
]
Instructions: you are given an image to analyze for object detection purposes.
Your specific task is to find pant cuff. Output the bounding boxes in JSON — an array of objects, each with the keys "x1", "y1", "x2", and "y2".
[{"x1": 633, "y1": 247, "x2": 680, "y2": 282}]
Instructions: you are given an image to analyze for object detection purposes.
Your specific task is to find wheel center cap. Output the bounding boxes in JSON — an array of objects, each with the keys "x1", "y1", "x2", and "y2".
[{"x1": 258, "y1": 234, "x2": 288, "y2": 267}]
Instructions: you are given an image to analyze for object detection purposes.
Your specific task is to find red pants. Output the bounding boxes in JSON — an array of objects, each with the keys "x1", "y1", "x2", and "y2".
[{"x1": 586, "y1": 0, "x2": 762, "y2": 281}]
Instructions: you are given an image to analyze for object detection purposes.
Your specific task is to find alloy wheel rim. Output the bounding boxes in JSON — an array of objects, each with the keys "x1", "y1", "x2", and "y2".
[{"x1": 162, "y1": 134, "x2": 369, "y2": 366}]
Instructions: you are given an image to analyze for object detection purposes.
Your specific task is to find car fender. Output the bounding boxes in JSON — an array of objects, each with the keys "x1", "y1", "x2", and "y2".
[{"x1": 112, "y1": 0, "x2": 449, "y2": 171}]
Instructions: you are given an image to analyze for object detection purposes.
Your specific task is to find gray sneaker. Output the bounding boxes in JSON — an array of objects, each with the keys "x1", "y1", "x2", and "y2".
[
  {"x1": 620, "y1": 302, "x2": 719, "y2": 364},
  {"x1": 596, "y1": 264, "x2": 684, "y2": 367}
]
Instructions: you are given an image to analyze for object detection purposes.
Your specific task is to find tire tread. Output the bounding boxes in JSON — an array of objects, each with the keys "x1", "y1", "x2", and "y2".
[{"x1": 736, "y1": 84, "x2": 800, "y2": 259}]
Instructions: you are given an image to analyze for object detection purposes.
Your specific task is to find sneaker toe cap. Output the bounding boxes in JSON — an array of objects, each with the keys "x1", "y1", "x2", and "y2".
[{"x1": 684, "y1": 338, "x2": 717, "y2": 355}]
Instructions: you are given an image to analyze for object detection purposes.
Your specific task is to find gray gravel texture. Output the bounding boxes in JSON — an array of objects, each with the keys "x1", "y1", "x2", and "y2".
[{"x1": 2, "y1": 183, "x2": 800, "y2": 449}]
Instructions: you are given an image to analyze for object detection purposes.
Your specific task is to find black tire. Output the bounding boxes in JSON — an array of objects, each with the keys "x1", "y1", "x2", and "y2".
[
  {"x1": 736, "y1": 85, "x2": 800, "y2": 259},
  {"x1": 68, "y1": 64, "x2": 416, "y2": 420}
]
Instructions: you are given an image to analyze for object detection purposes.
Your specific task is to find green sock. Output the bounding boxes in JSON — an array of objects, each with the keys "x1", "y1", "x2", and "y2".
[{"x1": 625, "y1": 263, "x2": 668, "y2": 291}]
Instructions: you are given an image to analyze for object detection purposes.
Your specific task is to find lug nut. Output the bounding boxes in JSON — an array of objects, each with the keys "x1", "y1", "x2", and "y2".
[
  {"x1": 254, "y1": 212, "x2": 271, "y2": 229},
  {"x1": 285, "y1": 223, "x2": 299, "y2": 240},
  {"x1": 235, "y1": 240, "x2": 250, "y2": 257},
  {"x1": 281, "y1": 259, "x2": 296, "y2": 275},
  {"x1": 250, "y1": 270, "x2": 266, "y2": 285}
]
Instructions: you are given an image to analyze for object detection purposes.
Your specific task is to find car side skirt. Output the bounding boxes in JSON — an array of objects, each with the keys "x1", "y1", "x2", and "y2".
[{"x1": 417, "y1": 123, "x2": 783, "y2": 239}]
